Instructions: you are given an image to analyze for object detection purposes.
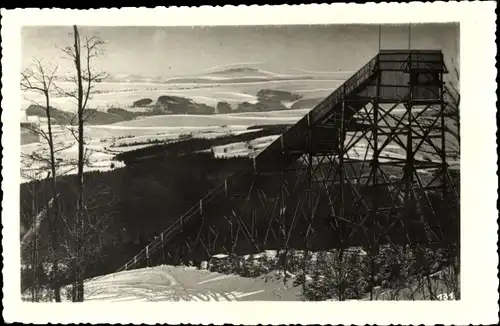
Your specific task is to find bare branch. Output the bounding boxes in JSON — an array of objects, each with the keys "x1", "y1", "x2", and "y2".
[
  {"x1": 21, "y1": 59, "x2": 59, "y2": 95},
  {"x1": 81, "y1": 35, "x2": 108, "y2": 111}
]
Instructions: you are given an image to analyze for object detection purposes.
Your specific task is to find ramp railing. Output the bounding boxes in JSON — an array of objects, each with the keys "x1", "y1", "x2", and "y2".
[
  {"x1": 255, "y1": 53, "x2": 379, "y2": 166},
  {"x1": 115, "y1": 170, "x2": 251, "y2": 272}
]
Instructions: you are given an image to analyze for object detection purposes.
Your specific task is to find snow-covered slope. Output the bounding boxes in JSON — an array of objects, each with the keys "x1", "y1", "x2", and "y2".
[{"x1": 78, "y1": 265, "x2": 300, "y2": 302}]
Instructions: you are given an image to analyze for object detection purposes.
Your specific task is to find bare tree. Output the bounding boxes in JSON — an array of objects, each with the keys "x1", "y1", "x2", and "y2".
[
  {"x1": 21, "y1": 59, "x2": 66, "y2": 302},
  {"x1": 59, "y1": 25, "x2": 108, "y2": 302},
  {"x1": 20, "y1": 25, "x2": 111, "y2": 303}
]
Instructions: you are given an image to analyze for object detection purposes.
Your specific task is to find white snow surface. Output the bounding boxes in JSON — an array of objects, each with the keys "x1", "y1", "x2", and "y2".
[{"x1": 71, "y1": 265, "x2": 300, "y2": 302}]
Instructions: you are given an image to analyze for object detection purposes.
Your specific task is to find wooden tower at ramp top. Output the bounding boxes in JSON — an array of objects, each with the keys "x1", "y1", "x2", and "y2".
[{"x1": 118, "y1": 49, "x2": 459, "y2": 271}]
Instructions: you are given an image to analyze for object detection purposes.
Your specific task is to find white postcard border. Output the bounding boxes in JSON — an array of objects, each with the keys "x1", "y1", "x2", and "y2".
[{"x1": 1, "y1": 2, "x2": 498, "y2": 325}]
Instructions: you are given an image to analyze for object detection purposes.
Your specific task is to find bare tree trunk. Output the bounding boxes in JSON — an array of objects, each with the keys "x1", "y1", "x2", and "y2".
[{"x1": 71, "y1": 24, "x2": 86, "y2": 302}]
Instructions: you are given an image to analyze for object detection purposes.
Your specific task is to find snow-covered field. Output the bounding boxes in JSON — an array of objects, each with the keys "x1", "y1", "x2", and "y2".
[
  {"x1": 212, "y1": 135, "x2": 281, "y2": 158},
  {"x1": 110, "y1": 112, "x2": 304, "y2": 128}
]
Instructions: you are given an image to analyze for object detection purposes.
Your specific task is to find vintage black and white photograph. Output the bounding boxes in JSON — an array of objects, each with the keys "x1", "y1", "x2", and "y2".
[
  {"x1": 18, "y1": 21, "x2": 462, "y2": 302},
  {"x1": 2, "y1": 3, "x2": 498, "y2": 325}
]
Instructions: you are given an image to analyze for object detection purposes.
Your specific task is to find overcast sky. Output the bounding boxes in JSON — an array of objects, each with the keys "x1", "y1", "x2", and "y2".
[{"x1": 22, "y1": 23, "x2": 459, "y2": 77}]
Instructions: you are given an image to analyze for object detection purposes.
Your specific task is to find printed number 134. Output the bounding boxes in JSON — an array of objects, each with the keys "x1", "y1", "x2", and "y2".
[{"x1": 437, "y1": 292, "x2": 455, "y2": 300}]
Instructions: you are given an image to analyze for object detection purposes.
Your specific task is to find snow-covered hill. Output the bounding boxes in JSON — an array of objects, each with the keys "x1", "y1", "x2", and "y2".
[{"x1": 56, "y1": 265, "x2": 301, "y2": 302}]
